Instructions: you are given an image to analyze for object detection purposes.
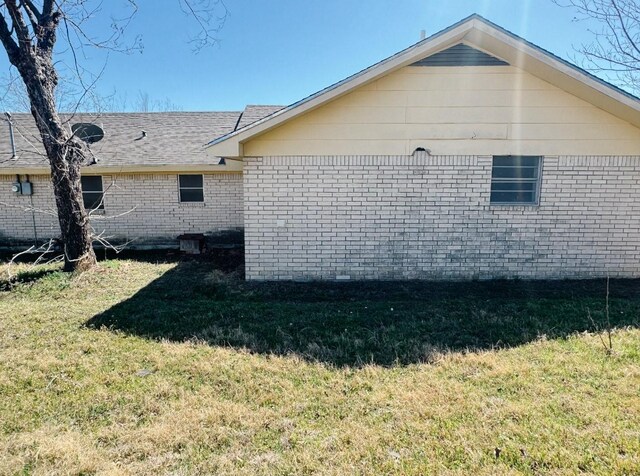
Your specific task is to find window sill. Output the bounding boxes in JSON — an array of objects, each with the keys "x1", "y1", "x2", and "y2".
[
  {"x1": 489, "y1": 203, "x2": 540, "y2": 209},
  {"x1": 179, "y1": 202, "x2": 206, "y2": 207},
  {"x1": 88, "y1": 209, "x2": 106, "y2": 216}
]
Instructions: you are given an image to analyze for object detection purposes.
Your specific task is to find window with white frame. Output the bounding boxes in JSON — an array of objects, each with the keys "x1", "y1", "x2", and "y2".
[
  {"x1": 490, "y1": 156, "x2": 542, "y2": 205},
  {"x1": 80, "y1": 175, "x2": 104, "y2": 210},
  {"x1": 178, "y1": 174, "x2": 204, "y2": 202}
]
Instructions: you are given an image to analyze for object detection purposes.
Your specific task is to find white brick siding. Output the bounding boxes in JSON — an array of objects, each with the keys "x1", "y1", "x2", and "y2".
[
  {"x1": 0, "y1": 174, "x2": 59, "y2": 245},
  {"x1": 243, "y1": 155, "x2": 640, "y2": 280},
  {"x1": 0, "y1": 173, "x2": 243, "y2": 247}
]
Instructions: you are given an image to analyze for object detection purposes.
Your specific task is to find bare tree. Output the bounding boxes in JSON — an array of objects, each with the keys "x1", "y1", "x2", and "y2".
[
  {"x1": 136, "y1": 90, "x2": 151, "y2": 113},
  {"x1": 134, "y1": 90, "x2": 182, "y2": 112},
  {"x1": 0, "y1": 1, "x2": 98, "y2": 271},
  {"x1": 0, "y1": 0, "x2": 226, "y2": 271},
  {"x1": 553, "y1": 0, "x2": 640, "y2": 93}
]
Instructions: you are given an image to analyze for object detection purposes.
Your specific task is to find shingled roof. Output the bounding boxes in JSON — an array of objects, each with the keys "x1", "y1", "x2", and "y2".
[
  {"x1": 0, "y1": 111, "x2": 242, "y2": 171},
  {"x1": 236, "y1": 105, "x2": 285, "y2": 129}
]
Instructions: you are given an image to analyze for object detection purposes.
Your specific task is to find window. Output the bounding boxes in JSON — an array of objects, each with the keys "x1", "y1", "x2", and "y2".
[
  {"x1": 490, "y1": 156, "x2": 542, "y2": 205},
  {"x1": 179, "y1": 174, "x2": 204, "y2": 202},
  {"x1": 80, "y1": 175, "x2": 104, "y2": 210}
]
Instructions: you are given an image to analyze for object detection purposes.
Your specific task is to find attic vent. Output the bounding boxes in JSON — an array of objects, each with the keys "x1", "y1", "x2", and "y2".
[
  {"x1": 72, "y1": 123, "x2": 104, "y2": 144},
  {"x1": 411, "y1": 44, "x2": 509, "y2": 67}
]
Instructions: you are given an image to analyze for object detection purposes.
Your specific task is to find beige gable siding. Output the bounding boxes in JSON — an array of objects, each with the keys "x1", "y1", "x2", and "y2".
[{"x1": 243, "y1": 66, "x2": 640, "y2": 156}]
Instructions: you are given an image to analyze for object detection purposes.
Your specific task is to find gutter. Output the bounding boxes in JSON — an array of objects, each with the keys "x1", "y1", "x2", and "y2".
[{"x1": 0, "y1": 162, "x2": 243, "y2": 176}]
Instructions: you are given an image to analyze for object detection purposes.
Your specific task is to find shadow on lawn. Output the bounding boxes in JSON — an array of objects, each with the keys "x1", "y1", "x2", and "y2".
[
  {"x1": 86, "y1": 259, "x2": 640, "y2": 367},
  {"x1": 0, "y1": 267, "x2": 60, "y2": 291}
]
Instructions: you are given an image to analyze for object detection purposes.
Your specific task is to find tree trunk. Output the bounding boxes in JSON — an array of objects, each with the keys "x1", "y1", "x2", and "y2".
[
  {"x1": 19, "y1": 54, "x2": 97, "y2": 271},
  {"x1": 48, "y1": 143, "x2": 97, "y2": 272}
]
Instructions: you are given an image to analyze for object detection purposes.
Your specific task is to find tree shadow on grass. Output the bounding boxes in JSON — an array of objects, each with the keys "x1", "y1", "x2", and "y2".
[
  {"x1": 86, "y1": 260, "x2": 640, "y2": 367},
  {"x1": 99, "y1": 248, "x2": 245, "y2": 273},
  {"x1": 0, "y1": 267, "x2": 61, "y2": 291}
]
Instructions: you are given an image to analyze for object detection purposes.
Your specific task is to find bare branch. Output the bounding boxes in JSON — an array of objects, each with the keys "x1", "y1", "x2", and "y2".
[
  {"x1": 610, "y1": 0, "x2": 640, "y2": 57},
  {"x1": 20, "y1": 0, "x2": 42, "y2": 21},
  {"x1": 2, "y1": 238, "x2": 58, "y2": 285},
  {"x1": 56, "y1": 1, "x2": 141, "y2": 54},
  {"x1": 0, "y1": 11, "x2": 20, "y2": 63},
  {"x1": 5, "y1": 0, "x2": 32, "y2": 49},
  {"x1": 0, "y1": 200, "x2": 58, "y2": 217},
  {"x1": 91, "y1": 231, "x2": 134, "y2": 253},
  {"x1": 553, "y1": 0, "x2": 640, "y2": 93},
  {"x1": 42, "y1": 0, "x2": 55, "y2": 17},
  {"x1": 35, "y1": 1, "x2": 61, "y2": 56},
  {"x1": 20, "y1": 0, "x2": 41, "y2": 35},
  {"x1": 180, "y1": 0, "x2": 228, "y2": 52}
]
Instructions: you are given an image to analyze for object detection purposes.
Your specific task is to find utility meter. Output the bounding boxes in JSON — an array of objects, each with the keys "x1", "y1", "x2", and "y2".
[
  {"x1": 11, "y1": 181, "x2": 21, "y2": 194},
  {"x1": 21, "y1": 181, "x2": 32, "y2": 195}
]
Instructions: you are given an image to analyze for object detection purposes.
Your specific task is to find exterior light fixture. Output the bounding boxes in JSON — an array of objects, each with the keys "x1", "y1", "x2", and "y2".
[{"x1": 412, "y1": 147, "x2": 432, "y2": 156}]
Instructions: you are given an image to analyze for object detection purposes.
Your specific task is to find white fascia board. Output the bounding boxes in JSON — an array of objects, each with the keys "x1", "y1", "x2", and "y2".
[{"x1": 0, "y1": 162, "x2": 242, "y2": 175}]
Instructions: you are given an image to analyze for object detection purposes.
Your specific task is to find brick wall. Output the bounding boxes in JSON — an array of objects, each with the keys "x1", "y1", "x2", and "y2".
[
  {"x1": 243, "y1": 155, "x2": 640, "y2": 280},
  {"x1": 0, "y1": 173, "x2": 243, "y2": 248},
  {"x1": 0, "y1": 174, "x2": 59, "y2": 245}
]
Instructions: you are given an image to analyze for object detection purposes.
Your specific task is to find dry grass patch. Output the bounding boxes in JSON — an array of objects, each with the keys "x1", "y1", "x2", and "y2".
[{"x1": 0, "y1": 257, "x2": 639, "y2": 475}]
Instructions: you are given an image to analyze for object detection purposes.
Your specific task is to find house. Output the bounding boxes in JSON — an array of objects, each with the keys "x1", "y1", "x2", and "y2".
[
  {"x1": 0, "y1": 108, "x2": 280, "y2": 249},
  {"x1": 206, "y1": 14, "x2": 640, "y2": 281},
  {"x1": 2, "y1": 15, "x2": 640, "y2": 280}
]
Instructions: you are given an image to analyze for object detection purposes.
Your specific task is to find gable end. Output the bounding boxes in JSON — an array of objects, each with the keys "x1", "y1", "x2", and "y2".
[
  {"x1": 410, "y1": 44, "x2": 509, "y2": 67},
  {"x1": 206, "y1": 15, "x2": 640, "y2": 158}
]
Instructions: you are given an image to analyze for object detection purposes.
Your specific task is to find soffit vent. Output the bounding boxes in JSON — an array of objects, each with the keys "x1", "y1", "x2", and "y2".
[{"x1": 411, "y1": 44, "x2": 509, "y2": 67}]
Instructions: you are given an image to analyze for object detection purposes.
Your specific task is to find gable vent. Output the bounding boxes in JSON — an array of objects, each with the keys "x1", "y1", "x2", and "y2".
[{"x1": 411, "y1": 44, "x2": 509, "y2": 67}]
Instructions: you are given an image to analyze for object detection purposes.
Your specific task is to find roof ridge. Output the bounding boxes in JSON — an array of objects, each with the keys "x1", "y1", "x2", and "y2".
[{"x1": 244, "y1": 104, "x2": 285, "y2": 107}]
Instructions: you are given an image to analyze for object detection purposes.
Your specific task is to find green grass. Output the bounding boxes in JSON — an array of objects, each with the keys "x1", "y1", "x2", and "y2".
[{"x1": 0, "y1": 256, "x2": 639, "y2": 475}]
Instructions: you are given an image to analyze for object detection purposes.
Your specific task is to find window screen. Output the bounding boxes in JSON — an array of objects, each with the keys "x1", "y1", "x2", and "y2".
[
  {"x1": 490, "y1": 156, "x2": 542, "y2": 205},
  {"x1": 179, "y1": 174, "x2": 204, "y2": 202},
  {"x1": 80, "y1": 176, "x2": 104, "y2": 210}
]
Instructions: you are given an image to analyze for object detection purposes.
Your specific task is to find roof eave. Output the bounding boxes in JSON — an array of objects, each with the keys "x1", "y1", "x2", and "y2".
[{"x1": 0, "y1": 161, "x2": 242, "y2": 175}]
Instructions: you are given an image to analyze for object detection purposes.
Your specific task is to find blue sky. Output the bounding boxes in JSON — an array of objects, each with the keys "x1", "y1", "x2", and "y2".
[{"x1": 0, "y1": 0, "x2": 601, "y2": 112}]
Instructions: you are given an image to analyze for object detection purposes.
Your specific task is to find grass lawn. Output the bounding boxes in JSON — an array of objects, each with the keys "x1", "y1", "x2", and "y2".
[{"x1": 0, "y1": 253, "x2": 639, "y2": 475}]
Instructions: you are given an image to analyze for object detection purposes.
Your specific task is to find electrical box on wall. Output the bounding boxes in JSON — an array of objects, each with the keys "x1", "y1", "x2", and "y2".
[
  {"x1": 21, "y1": 181, "x2": 33, "y2": 195},
  {"x1": 11, "y1": 178, "x2": 33, "y2": 195}
]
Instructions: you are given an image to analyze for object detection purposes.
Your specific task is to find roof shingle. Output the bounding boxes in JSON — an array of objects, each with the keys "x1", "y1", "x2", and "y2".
[
  {"x1": 236, "y1": 105, "x2": 285, "y2": 130},
  {"x1": 0, "y1": 111, "x2": 241, "y2": 169}
]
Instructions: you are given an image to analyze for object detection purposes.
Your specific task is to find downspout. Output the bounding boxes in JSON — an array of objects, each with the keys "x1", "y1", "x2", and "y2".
[
  {"x1": 26, "y1": 174, "x2": 38, "y2": 245},
  {"x1": 5, "y1": 114, "x2": 34, "y2": 244}
]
